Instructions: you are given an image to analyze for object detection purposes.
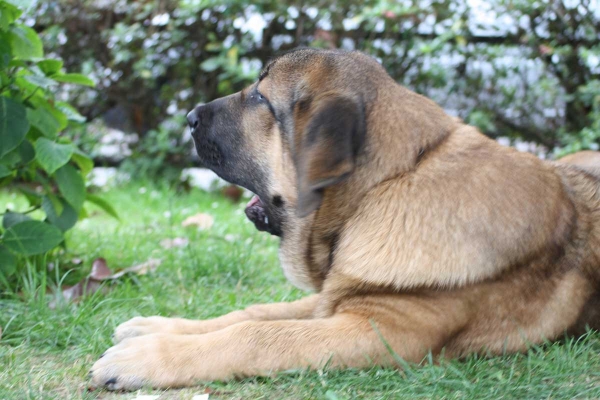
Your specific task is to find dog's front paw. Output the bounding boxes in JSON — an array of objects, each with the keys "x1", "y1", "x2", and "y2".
[
  {"x1": 113, "y1": 316, "x2": 177, "y2": 343},
  {"x1": 89, "y1": 334, "x2": 188, "y2": 390}
]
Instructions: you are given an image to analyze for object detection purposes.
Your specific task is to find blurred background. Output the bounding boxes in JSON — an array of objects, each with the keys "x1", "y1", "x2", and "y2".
[{"x1": 27, "y1": 0, "x2": 600, "y2": 183}]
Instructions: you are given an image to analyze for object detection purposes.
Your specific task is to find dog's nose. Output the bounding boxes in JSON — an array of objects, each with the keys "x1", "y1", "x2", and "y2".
[{"x1": 187, "y1": 109, "x2": 200, "y2": 131}]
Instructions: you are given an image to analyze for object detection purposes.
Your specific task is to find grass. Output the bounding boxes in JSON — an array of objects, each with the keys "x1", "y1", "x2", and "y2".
[{"x1": 1, "y1": 181, "x2": 600, "y2": 399}]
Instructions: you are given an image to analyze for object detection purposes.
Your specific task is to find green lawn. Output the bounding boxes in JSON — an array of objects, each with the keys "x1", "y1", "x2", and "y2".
[{"x1": 1, "y1": 182, "x2": 600, "y2": 399}]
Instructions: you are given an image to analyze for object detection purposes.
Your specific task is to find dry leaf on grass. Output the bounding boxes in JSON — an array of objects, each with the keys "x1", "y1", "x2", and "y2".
[
  {"x1": 50, "y1": 258, "x2": 162, "y2": 308},
  {"x1": 108, "y1": 258, "x2": 161, "y2": 279},
  {"x1": 182, "y1": 213, "x2": 214, "y2": 230},
  {"x1": 160, "y1": 237, "x2": 189, "y2": 249},
  {"x1": 221, "y1": 184, "x2": 243, "y2": 202}
]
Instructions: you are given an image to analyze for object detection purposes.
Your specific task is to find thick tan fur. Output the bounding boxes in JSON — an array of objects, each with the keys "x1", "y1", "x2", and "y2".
[{"x1": 90, "y1": 50, "x2": 600, "y2": 390}]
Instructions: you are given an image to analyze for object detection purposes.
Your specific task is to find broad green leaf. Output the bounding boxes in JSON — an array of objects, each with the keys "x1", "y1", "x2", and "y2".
[
  {"x1": 53, "y1": 73, "x2": 95, "y2": 87},
  {"x1": 17, "y1": 139, "x2": 35, "y2": 164},
  {"x1": 27, "y1": 107, "x2": 60, "y2": 139},
  {"x1": 0, "y1": 2, "x2": 21, "y2": 31},
  {"x1": 55, "y1": 164, "x2": 85, "y2": 211},
  {"x1": 35, "y1": 138, "x2": 73, "y2": 174},
  {"x1": 9, "y1": 24, "x2": 43, "y2": 61},
  {"x1": 2, "y1": 211, "x2": 32, "y2": 229},
  {"x1": 29, "y1": 98, "x2": 68, "y2": 130},
  {"x1": 17, "y1": 185, "x2": 42, "y2": 207},
  {"x1": 1, "y1": 139, "x2": 35, "y2": 167},
  {"x1": 56, "y1": 102, "x2": 86, "y2": 123},
  {"x1": 0, "y1": 164, "x2": 11, "y2": 178},
  {"x1": 47, "y1": 193, "x2": 63, "y2": 215},
  {"x1": 86, "y1": 194, "x2": 119, "y2": 220},
  {"x1": 0, "y1": 32, "x2": 11, "y2": 69},
  {"x1": 72, "y1": 149, "x2": 94, "y2": 176},
  {"x1": 2, "y1": 220, "x2": 63, "y2": 256},
  {"x1": 37, "y1": 59, "x2": 64, "y2": 76},
  {"x1": 24, "y1": 74, "x2": 57, "y2": 89},
  {"x1": 0, "y1": 145, "x2": 21, "y2": 168},
  {"x1": 13, "y1": 76, "x2": 44, "y2": 100},
  {"x1": 0, "y1": 245, "x2": 17, "y2": 277},
  {"x1": 42, "y1": 196, "x2": 78, "y2": 232},
  {"x1": 0, "y1": 96, "x2": 29, "y2": 157}
]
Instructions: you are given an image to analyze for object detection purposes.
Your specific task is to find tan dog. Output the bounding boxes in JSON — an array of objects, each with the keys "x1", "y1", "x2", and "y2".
[
  {"x1": 90, "y1": 49, "x2": 600, "y2": 390},
  {"x1": 558, "y1": 150, "x2": 600, "y2": 178}
]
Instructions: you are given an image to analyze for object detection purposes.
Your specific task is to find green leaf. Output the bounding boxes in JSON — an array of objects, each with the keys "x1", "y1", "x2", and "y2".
[
  {"x1": 29, "y1": 98, "x2": 68, "y2": 130},
  {"x1": 17, "y1": 139, "x2": 35, "y2": 164},
  {"x1": 0, "y1": 32, "x2": 12, "y2": 69},
  {"x1": 27, "y1": 107, "x2": 60, "y2": 139},
  {"x1": 42, "y1": 196, "x2": 78, "y2": 232},
  {"x1": 17, "y1": 185, "x2": 42, "y2": 207},
  {"x1": 35, "y1": 138, "x2": 74, "y2": 174},
  {"x1": 53, "y1": 73, "x2": 95, "y2": 87},
  {"x1": 2, "y1": 220, "x2": 63, "y2": 256},
  {"x1": 46, "y1": 193, "x2": 63, "y2": 215},
  {"x1": 55, "y1": 164, "x2": 85, "y2": 211},
  {"x1": 0, "y1": 245, "x2": 17, "y2": 278},
  {"x1": 71, "y1": 149, "x2": 94, "y2": 176},
  {"x1": 2, "y1": 211, "x2": 32, "y2": 229},
  {"x1": 0, "y1": 164, "x2": 11, "y2": 179},
  {"x1": 86, "y1": 194, "x2": 119, "y2": 220},
  {"x1": 0, "y1": 2, "x2": 21, "y2": 31},
  {"x1": 56, "y1": 102, "x2": 86, "y2": 123},
  {"x1": 0, "y1": 96, "x2": 29, "y2": 157},
  {"x1": 37, "y1": 59, "x2": 64, "y2": 76},
  {"x1": 23, "y1": 74, "x2": 58, "y2": 89},
  {"x1": 9, "y1": 24, "x2": 43, "y2": 61}
]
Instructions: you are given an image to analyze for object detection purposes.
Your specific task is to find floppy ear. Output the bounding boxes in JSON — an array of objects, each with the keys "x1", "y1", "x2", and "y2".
[{"x1": 294, "y1": 93, "x2": 365, "y2": 217}]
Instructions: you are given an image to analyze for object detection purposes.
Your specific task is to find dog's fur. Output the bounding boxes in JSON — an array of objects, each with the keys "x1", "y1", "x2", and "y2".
[{"x1": 90, "y1": 49, "x2": 600, "y2": 390}]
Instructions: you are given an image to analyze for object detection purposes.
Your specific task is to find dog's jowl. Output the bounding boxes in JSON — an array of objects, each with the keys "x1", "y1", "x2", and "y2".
[{"x1": 90, "y1": 49, "x2": 600, "y2": 391}]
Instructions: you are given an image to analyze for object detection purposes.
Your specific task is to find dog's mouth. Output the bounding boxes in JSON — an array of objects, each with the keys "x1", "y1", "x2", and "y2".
[{"x1": 245, "y1": 195, "x2": 272, "y2": 233}]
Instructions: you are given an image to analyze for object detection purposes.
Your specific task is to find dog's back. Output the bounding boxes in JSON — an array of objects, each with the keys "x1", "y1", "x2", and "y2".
[
  {"x1": 558, "y1": 150, "x2": 600, "y2": 179},
  {"x1": 552, "y1": 151, "x2": 600, "y2": 334}
]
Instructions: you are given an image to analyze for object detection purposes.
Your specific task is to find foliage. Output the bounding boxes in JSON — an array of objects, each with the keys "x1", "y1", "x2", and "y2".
[
  {"x1": 28, "y1": 0, "x2": 600, "y2": 158},
  {"x1": 0, "y1": 0, "x2": 115, "y2": 286},
  {"x1": 119, "y1": 115, "x2": 192, "y2": 182}
]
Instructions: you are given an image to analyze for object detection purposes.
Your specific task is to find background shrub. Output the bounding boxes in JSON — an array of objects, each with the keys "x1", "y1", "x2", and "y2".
[{"x1": 29, "y1": 0, "x2": 600, "y2": 161}]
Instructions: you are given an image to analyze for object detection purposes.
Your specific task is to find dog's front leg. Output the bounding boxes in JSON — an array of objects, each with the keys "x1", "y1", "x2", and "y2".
[
  {"x1": 113, "y1": 294, "x2": 319, "y2": 343},
  {"x1": 91, "y1": 304, "x2": 449, "y2": 391}
]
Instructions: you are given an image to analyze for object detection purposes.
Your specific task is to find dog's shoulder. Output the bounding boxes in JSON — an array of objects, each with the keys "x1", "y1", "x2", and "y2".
[{"x1": 328, "y1": 123, "x2": 575, "y2": 293}]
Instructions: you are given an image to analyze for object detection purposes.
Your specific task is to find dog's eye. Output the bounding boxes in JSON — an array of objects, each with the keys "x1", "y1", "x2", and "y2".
[{"x1": 254, "y1": 93, "x2": 265, "y2": 102}]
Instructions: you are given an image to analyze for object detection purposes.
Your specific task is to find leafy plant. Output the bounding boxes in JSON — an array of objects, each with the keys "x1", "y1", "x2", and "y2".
[{"x1": 0, "y1": 0, "x2": 116, "y2": 284}]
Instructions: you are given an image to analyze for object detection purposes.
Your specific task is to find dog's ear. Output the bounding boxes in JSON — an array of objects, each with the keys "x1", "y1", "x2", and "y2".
[{"x1": 293, "y1": 92, "x2": 365, "y2": 217}]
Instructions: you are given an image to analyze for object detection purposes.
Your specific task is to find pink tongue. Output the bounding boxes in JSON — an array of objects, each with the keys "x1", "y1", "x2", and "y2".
[{"x1": 246, "y1": 195, "x2": 261, "y2": 208}]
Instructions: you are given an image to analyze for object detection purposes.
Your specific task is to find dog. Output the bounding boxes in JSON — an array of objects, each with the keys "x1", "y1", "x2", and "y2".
[
  {"x1": 558, "y1": 150, "x2": 600, "y2": 178},
  {"x1": 90, "y1": 49, "x2": 600, "y2": 390}
]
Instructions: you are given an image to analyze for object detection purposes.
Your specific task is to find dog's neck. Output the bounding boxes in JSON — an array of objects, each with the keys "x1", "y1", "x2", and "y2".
[{"x1": 278, "y1": 86, "x2": 458, "y2": 293}]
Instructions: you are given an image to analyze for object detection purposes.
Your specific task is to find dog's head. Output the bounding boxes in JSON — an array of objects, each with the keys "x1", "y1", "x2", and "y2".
[{"x1": 187, "y1": 49, "x2": 384, "y2": 236}]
